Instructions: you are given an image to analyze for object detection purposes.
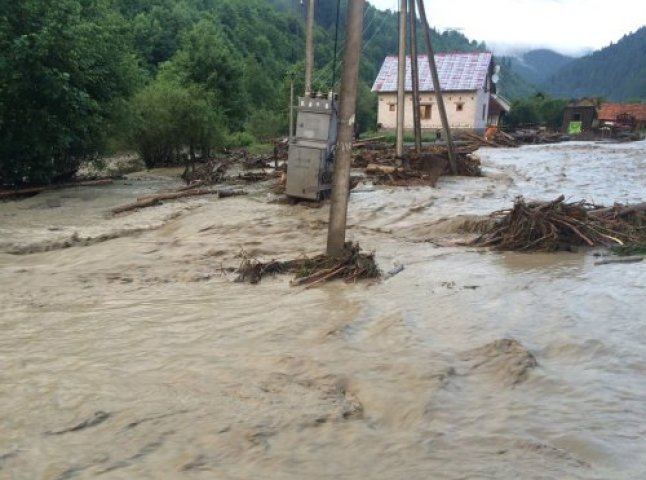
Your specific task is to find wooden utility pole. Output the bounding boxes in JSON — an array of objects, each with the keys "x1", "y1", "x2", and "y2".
[
  {"x1": 326, "y1": 0, "x2": 365, "y2": 257},
  {"x1": 416, "y1": 0, "x2": 458, "y2": 174},
  {"x1": 395, "y1": 0, "x2": 407, "y2": 157},
  {"x1": 409, "y1": 0, "x2": 422, "y2": 152},
  {"x1": 304, "y1": 0, "x2": 315, "y2": 95},
  {"x1": 289, "y1": 73, "x2": 295, "y2": 143}
]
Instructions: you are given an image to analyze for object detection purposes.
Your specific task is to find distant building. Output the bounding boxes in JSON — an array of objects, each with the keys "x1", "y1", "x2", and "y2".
[
  {"x1": 372, "y1": 52, "x2": 506, "y2": 133},
  {"x1": 561, "y1": 98, "x2": 599, "y2": 134},
  {"x1": 597, "y1": 103, "x2": 646, "y2": 131}
]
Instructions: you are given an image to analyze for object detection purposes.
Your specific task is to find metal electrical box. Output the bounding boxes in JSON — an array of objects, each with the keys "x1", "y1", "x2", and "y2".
[{"x1": 286, "y1": 95, "x2": 337, "y2": 200}]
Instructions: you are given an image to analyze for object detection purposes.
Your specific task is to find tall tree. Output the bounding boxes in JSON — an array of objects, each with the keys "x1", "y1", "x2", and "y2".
[{"x1": 0, "y1": 0, "x2": 141, "y2": 184}]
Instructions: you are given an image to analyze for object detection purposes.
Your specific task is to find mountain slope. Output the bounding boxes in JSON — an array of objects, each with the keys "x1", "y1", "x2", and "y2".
[
  {"x1": 501, "y1": 49, "x2": 574, "y2": 86},
  {"x1": 542, "y1": 27, "x2": 646, "y2": 101}
]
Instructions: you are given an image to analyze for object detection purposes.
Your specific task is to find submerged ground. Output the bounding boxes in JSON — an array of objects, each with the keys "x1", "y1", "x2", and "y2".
[{"x1": 1, "y1": 141, "x2": 644, "y2": 479}]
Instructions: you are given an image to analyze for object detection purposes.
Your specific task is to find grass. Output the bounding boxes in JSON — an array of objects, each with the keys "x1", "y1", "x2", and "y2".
[
  {"x1": 359, "y1": 130, "x2": 439, "y2": 143},
  {"x1": 610, "y1": 243, "x2": 646, "y2": 256},
  {"x1": 245, "y1": 143, "x2": 274, "y2": 155}
]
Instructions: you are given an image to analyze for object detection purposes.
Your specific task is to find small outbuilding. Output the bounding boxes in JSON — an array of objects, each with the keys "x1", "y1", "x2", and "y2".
[{"x1": 561, "y1": 98, "x2": 599, "y2": 134}]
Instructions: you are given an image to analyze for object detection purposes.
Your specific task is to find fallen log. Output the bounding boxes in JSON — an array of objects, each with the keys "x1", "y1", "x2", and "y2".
[
  {"x1": 353, "y1": 136, "x2": 386, "y2": 148},
  {"x1": 0, "y1": 178, "x2": 114, "y2": 200},
  {"x1": 136, "y1": 188, "x2": 218, "y2": 202},
  {"x1": 0, "y1": 186, "x2": 47, "y2": 199},
  {"x1": 113, "y1": 188, "x2": 245, "y2": 214},
  {"x1": 366, "y1": 164, "x2": 404, "y2": 175},
  {"x1": 594, "y1": 256, "x2": 643, "y2": 266},
  {"x1": 217, "y1": 188, "x2": 247, "y2": 199}
]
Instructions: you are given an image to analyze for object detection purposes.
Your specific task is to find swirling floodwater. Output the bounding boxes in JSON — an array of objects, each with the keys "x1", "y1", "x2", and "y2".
[{"x1": 1, "y1": 141, "x2": 644, "y2": 479}]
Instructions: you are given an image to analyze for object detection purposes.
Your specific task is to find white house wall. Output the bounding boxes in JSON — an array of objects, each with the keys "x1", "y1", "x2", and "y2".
[
  {"x1": 475, "y1": 88, "x2": 490, "y2": 130},
  {"x1": 377, "y1": 90, "x2": 490, "y2": 131}
]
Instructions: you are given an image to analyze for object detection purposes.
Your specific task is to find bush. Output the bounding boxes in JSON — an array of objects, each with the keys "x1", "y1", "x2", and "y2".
[
  {"x1": 245, "y1": 109, "x2": 284, "y2": 143},
  {"x1": 131, "y1": 79, "x2": 226, "y2": 168},
  {"x1": 505, "y1": 94, "x2": 568, "y2": 129},
  {"x1": 226, "y1": 132, "x2": 255, "y2": 148}
]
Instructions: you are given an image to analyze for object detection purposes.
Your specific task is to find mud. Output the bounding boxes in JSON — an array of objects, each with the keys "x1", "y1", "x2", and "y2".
[{"x1": 0, "y1": 141, "x2": 645, "y2": 479}]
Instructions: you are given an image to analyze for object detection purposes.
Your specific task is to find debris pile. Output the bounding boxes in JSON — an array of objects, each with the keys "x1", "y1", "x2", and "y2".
[
  {"x1": 509, "y1": 129, "x2": 563, "y2": 145},
  {"x1": 235, "y1": 242, "x2": 380, "y2": 287},
  {"x1": 456, "y1": 131, "x2": 518, "y2": 148},
  {"x1": 471, "y1": 195, "x2": 646, "y2": 251},
  {"x1": 354, "y1": 143, "x2": 482, "y2": 186},
  {"x1": 182, "y1": 158, "x2": 228, "y2": 185}
]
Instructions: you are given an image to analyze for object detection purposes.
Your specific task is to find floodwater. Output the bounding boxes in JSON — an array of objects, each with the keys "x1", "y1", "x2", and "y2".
[{"x1": 1, "y1": 141, "x2": 644, "y2": 479}]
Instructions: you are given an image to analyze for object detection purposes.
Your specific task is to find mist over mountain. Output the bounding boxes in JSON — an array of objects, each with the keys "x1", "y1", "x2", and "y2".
[
  {"x1": 498, "y1": 49, "x2": 575, "y2": 87},
  {"x1": 542, "y1": 27, "x2": 646, "y2": 101}
]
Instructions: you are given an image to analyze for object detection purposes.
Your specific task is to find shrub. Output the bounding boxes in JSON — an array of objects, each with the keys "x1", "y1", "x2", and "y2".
[
  {"x1": 131, "y1": 79, "x2": 226, "y2": 168},
  {"x1": 245, "y1": 109, "x2": 284, "y2": 143}
]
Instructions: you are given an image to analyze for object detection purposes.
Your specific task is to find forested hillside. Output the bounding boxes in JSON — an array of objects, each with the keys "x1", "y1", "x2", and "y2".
[
  {"x1": 1, "y1": 0, "x2": 503, "y2": 185},
  {"x1": 542, "y1": 27, "x2": 646, "y2": 101},
  {"x1": 500, "y1": 49, "x2": 574, "y2": 86}
]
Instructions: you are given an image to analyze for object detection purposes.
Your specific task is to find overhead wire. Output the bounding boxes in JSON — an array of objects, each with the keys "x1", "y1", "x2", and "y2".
[{"x1": 311, "y1": 2, "x2": 393, "y2": 90}]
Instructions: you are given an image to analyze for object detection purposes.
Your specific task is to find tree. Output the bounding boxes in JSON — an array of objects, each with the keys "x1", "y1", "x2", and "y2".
[
  {"x1": 0, "y1": 0, "x2": 141, "y2": 185},
  {"x1": 131, "y1": 78, "x2": 226, "y2": 167},
  {"x1": 505, "y1": 94, "x2": 567, "y2": 129},
  {"x1": 168, "y1": 18, "x2": 247, "y2": 131},
  {"x1": 245, "y1": 109, "x2": 284, "y2": 142}
]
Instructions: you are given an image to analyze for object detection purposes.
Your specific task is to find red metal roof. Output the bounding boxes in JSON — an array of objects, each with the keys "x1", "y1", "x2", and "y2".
[
  {"x1": 372, "y1": 52, "x2": 493, "y2": 93},
  {"x1": 598, "y1": 103, "x2": 646, "y2": 121}
]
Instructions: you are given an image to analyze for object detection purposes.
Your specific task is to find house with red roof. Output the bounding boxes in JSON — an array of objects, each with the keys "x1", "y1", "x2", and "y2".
[
  {"x1": 597, "y1": 103, "x2": 646, "y2": 131},
  {"x1": 371, "y1": 52, "x2": 507, "y2": 133}
]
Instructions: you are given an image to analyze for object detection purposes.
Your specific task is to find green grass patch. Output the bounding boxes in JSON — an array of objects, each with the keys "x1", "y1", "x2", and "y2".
[{"x1": 610, "y1": 243, "x2": 646, "y2": 256}]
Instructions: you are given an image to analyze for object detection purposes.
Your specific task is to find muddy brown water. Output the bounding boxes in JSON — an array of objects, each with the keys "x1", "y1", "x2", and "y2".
[{"x1": 1, "y1": 142, "x2": 645, "y2": 479}]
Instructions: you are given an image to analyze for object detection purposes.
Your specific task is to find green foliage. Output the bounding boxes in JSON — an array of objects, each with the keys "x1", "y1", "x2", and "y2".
[
  {"x1": 0, "y1": 0, "x2": 141, "y2": 185},
  {"x1": 226, "y1": 131, "x2": 255, "y2": 148},
  {"x1": 505, "y1": 94, "x2": 568, "y2": 129},
  {"x1": 245, "y1": 110, "x2": 284, "y2": 143},
  {"x1": 356, "y1": 83, "x2": 378, "y2": 133},
  {"x1": 131, "y1": 79, "x2": 225, "y2": 167},
  {"x1": 543, "y1": 27, "x2": 646, "y2": 101},
  {"x1": 1, "y1": 0, "x2": 502, "y2": 185},
  {"x1": 168, "y1": 18, "x2": 247, "y2": 130},
  {"x1": 496, "y1": 62, "x2": 538, "y2": 99}
]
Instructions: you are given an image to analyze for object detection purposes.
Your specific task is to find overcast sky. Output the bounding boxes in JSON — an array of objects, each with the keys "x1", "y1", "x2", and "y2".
[{"x1": 367, "y1": 0, "x2": 646, "y2": 56}]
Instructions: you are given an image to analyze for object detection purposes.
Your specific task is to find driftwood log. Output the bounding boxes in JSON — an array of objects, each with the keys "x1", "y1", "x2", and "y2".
[
  {"x1": 366, "y1": 164, "x2": 404, "y2": 175},
  {"x1": 112, "y1": 188, "x2": 246, "y2": 214},
  {"x1": 0, "y1": 179, "x2": 114, "y2": 200}
]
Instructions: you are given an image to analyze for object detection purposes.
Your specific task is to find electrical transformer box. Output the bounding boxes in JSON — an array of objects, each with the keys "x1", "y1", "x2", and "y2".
[{"x1": 286, "y1": 95, "x2": 337, "y2": 200}]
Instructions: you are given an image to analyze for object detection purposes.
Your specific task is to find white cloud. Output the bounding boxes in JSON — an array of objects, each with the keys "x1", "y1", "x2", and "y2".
[{"x1": 367, "y1": 0, "x2": 646, "y2": 55}]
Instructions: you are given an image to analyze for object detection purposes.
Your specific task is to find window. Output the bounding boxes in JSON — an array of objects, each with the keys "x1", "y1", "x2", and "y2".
[
  {"x1": 421, "y1": 104, "x2": 432, "y2": 119},
  {"x1": 456, "y1": 103, "x2": 464, "y2": 112},
  {"x1": 482, "y1": 104, "x2": 486, "y2": 120},
  {"x1": 573, "y1": 113, "x2": 581, "y2": 121},
  {"x1": 389, "y1": 104, "x2": 396, "y2": 112}
]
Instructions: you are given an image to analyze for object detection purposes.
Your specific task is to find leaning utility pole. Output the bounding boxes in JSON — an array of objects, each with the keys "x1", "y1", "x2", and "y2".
[
  {"x1": 416, "y1": 0, "x2": 458, "y2": 174},
  {"x1": 409, "y1": 0, "x2": 422, "y2": 152},
  {"x1": 326, "y1": 0, "x2": 365, "y2": 257},
  {"x1": 304, "y1": 0, "x2": 315, "y2": 95},
  {"x1": 395, "y1": 0, "x2": 407, "y2": 157}
]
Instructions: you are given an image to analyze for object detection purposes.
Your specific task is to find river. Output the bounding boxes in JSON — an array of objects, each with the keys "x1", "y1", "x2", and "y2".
[{"x1": 1, "y1": 141, "x2": 644, "y2": 479}]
